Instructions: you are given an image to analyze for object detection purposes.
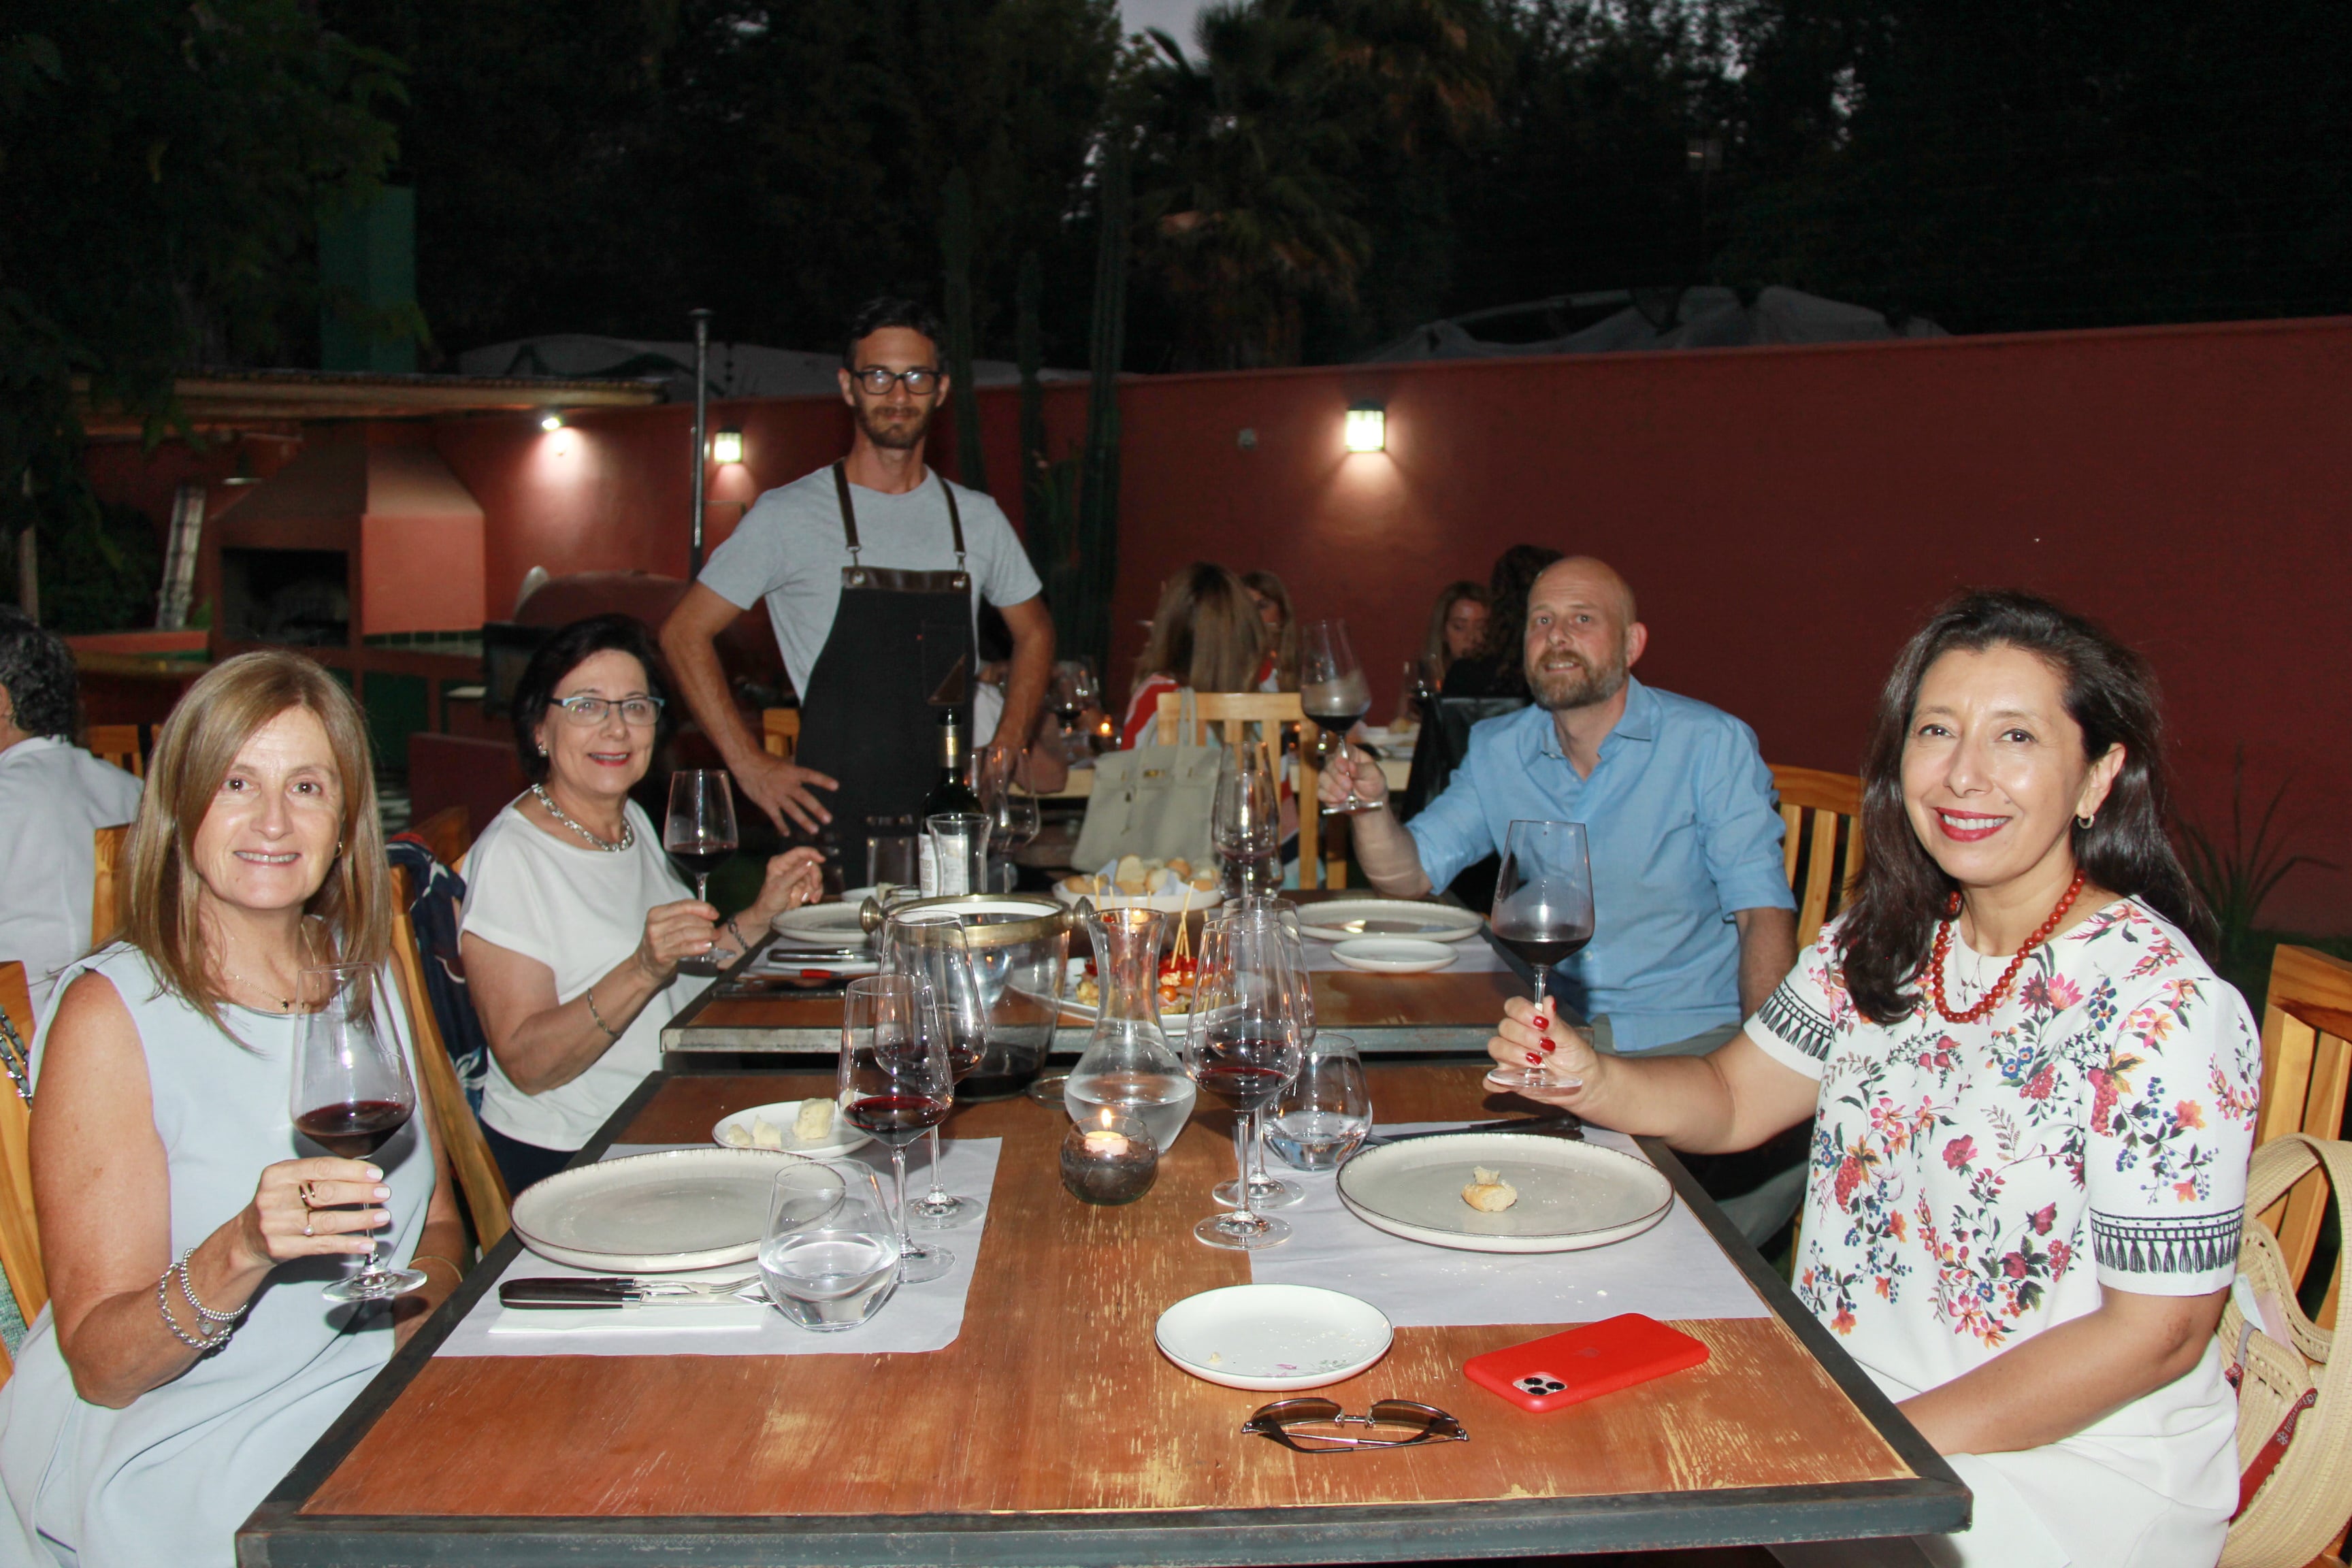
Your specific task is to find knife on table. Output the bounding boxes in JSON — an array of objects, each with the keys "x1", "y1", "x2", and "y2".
[
  {"x1": 1356, "y1": 1113, "x2": 1583, "y2": 1150},
  {"x1": 500, "y1": 1277, "x2": 762, "y2": 1310}
]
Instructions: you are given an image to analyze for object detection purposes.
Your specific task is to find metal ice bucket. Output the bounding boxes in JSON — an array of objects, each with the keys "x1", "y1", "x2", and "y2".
[{"x1": 862, "y1": 894, "x2": 1071, "y2": 1099}]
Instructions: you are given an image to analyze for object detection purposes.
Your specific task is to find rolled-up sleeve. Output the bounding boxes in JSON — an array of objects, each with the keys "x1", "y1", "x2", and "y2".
[
  {"x1": 1695, "y1": 718, "x2": 1795, "y2": 915},
  {"x1": 1405, "y1": 753, "x2": 1496, "y2": 894}
]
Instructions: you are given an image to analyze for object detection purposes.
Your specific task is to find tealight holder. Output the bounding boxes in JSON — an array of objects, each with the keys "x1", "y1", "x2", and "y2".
[{"x1": 1060, "y1": 1108, "x2": 1159, "y2": 1206}]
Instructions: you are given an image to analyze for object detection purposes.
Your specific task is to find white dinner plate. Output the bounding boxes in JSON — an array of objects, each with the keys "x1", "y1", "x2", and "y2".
[
  {"x1": 1332, "y1": 938, "x2": 1456, "y2": 974},
  {"x1": 1155, "y1": 1284, "x2": 1393, "y2": 1390},
  {"x1": 1296, "y1": 900, "x2": 1484, "y2": 944},
  {"x1": 771, "y1": 900, "x2": 874, "y2": 944},
  {"x1": 510, "y1": 1147, "x2": 807, "y2": 1273},
  {"x1": 1336, "y1": 1132, "x2": 1673, "y2": 1254},
  {"x1": 709, "y1": 1098, "x2": 872, "y2": 1160}
]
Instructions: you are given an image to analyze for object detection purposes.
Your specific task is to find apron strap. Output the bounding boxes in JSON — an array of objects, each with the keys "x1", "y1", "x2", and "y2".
[
  {"x1": 941, "y1": 476, "x2": 968, "y2": 572},
  {"x1": 831, "y1": 462, "x2": 862, "y2": 568}
]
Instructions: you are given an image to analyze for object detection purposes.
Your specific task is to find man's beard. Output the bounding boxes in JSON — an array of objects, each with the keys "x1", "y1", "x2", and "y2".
[
  {"x1": 1529, "y1": 649, "x2": 1629, "y2": 711},
  {"x1": 856, "y1": 400, "x2": 932, "y2": 451}
]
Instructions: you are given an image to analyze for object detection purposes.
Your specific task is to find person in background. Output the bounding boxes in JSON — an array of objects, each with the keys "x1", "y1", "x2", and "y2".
[
  {"x1": 0, "y1": 608, "x2": 143, "y2": 1017},
  {"x1": 461, "y1": 616, "x2": 823, "y2": 1191},
  {"x1": 0, "y1": 650, "x2": 463, "y2": 1568},
  {"x1": 1441, "y1": 544, "x2": 1563, "y2": 699},
  {"x1": 1241, "y1": 569, "x2": 1298, "y2": 692},
  {"x1": 1490, "y1": 591, "x2": 2254, "y2": 1568},
  {"x1": 973, "y1": 602, "x2": 1068, "y2": 794},
  {"x1": 1396, "y1": 581, "x2": 1488, "y2": 725},
  {"x1": 1120, "y1": 564, "x2": 1267, "y2": 749}
]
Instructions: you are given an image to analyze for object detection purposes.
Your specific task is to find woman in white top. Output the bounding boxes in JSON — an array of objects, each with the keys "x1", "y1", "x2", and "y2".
[
  {"x1": 0, "y1": 650, "x2": 462, "y2": 1568},
  {"x1": 461, "y1": 615, "x2": 821, "y2": 1190},
  {"x1": 1490, "y1": 590, "x2": 2257, "y2": 1568}
]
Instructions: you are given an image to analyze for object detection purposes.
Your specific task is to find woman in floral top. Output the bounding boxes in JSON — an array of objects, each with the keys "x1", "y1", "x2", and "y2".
[{"x1": 1490, "y1": 591, "x2": 2257, "y2": 1568}]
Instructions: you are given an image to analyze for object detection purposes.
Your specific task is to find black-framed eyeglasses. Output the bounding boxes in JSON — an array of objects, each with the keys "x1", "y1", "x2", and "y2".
[
  {"x1": 1241, "y1": 1399, "x2": 1468, "y2": 1453},
  {"x1": 852, "y1": 365, "x2": 943, "y2": 395},
  {"x1": 549, "y1": 694, "x2": 664, "y2": 728}
]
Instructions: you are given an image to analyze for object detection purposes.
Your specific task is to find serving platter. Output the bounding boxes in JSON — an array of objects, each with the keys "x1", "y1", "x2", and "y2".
[
  {"x1": 1335, "y1": 1131, "x2": 1673, "y2": 1254},
  {"x1": 1154, "y1": 1284, "x2": 1392, "y2": 1390},
  {"x1": 510, "y1": 1148, "x2": 806, "y2": 1273},
  {"x1": 1295, "y1": 900, "x2": 1484, "y2": 945}
]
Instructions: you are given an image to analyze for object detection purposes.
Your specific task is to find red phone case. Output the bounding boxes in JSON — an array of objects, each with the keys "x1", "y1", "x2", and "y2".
[{"x1": 1463, "y1": 1313, "x2": 1710, "y2": 1413}]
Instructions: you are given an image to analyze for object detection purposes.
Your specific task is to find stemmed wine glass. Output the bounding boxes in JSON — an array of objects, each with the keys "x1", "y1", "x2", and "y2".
[
  {"x1": 839, "y1": 975, "x2": 956, "y2": 1283},
  {"x1": 1183, "y1": 909, "x2": 1307, "y2": 1250},
  {"x1": 666, "y1": 770, "x2": 740, "y2": 975},
  {"x1": 1051, "y1": 659, "x2": 1102, "y2": 759},
  {"x1": 985, "y1": 781, "x2": 1040, "y2": 894},
  {"x1": 1300, "y1": 619, "x2": 1376, "y2": 813},
  {"x1": 1211, "y1": 738, "x2": 1280, "y2": 896},
  {"x1": 289, "y1": 963, "x2": 425, "y2": 1303},
  {"x1": 1211, "y1": 897, "x2": 1309, "y2": 1211},
  {"x1": 881, "y1": 913, "x2": 989, "y2": 1230},
  {"x1": 1483, "y1": 819, "x2": 1597, "y2": 1092}
]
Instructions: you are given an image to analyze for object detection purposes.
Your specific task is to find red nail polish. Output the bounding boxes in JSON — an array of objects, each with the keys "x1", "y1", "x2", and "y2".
[
  {"x1": 1540, "y1": 1041, "x2": 1556, "y2": 1054},
  {"x1": 1531, "y1": 1014, "x2": 1548, "y2": 1030},
  {"x1": 1525, "y1": 1052, "x2": 1542, "y2": 1065}
]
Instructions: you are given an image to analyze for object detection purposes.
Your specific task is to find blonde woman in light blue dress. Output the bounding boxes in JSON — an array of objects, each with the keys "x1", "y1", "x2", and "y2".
[{"x1": 0, "y1": 652, "x2": 463, "y2": 1568}]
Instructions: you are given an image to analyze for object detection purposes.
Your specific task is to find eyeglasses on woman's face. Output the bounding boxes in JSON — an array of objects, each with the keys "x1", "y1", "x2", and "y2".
[
  {"x1": 851, "y1": 365, "x2": 942, "y2": 396},
  {"x1": 549, "y1": 694, "x2": 664, "y2": 728}
]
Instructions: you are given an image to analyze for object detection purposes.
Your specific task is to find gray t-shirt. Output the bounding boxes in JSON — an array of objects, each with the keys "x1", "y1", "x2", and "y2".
[{"x1": 699, "y1": 466, "x2": 1042, "y2": 698}]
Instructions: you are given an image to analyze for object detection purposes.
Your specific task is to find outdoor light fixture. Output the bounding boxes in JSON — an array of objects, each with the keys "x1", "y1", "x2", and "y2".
[
  {"x1": 1344, "y1": 402, "x2": 1386, "y2": 453},
  {"x1": 710, "y1": 427, "x2": 744, "y2": 464},
  {"x1": 540, "y1": 412, "x2": 564, "y2": 432}
]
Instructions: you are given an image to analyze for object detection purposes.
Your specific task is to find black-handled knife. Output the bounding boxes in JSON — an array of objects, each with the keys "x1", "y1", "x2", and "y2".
[{"x1": 1357, "y1": 1113, "x2": 1583, "y2": 1151}]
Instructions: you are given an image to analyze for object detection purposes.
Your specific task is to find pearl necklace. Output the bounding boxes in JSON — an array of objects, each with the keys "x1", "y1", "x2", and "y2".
[
  {"x1": 1926, "y1": 868, "x2": 2086, "y2": 1025},
  {"x1": 531, "y1": 784, "x2": 634, "y2": 852}
]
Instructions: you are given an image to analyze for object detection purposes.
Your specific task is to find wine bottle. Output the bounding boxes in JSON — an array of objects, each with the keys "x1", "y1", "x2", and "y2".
[{"x1": 917, "y1": 709, "x2": 982, "y2": 896}]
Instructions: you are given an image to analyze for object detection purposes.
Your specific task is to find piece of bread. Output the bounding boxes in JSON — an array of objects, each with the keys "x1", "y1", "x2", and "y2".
[
  {"x1": 793, "y1": 1099, "x2": 834, "y2": 1143},
  {"x1": 1166, "y1": 857, "x2": 1192, "y2": 879},
  {"x1": 750, "y1": 1115, "x2": 788, "y2": 1152},
  {"x1": 1115, "y1": 853, "x2": 1147, "y2": 885},
  {"x1": 1461, "y1": 1166, "x2": 1518, "y2": 1213},
  {"x1": 721, "y1": 1123, "x2": 754, "y2": 1148}
]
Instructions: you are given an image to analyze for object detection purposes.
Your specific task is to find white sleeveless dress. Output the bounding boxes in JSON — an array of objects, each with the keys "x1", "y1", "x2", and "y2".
[{"x1": 0, "y1": 945, "x2": 434, "y2": 1568}]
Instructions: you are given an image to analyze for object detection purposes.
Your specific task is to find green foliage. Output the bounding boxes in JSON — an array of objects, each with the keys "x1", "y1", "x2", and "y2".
[{"x1": 2178, "y1": 747, "x2": 2336, "y2": 1003}]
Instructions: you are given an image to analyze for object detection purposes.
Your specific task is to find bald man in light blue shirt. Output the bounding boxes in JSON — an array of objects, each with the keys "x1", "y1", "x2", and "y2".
[{"x1": 1323, "y1": 557, "x2": 1798, "y2": 1056}]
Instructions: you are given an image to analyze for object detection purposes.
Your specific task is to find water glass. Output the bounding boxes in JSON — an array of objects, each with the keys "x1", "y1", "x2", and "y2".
[
  {"x1": 758, "y1": 1158, "x2": 901, "y2": 1331},
  {"x1": 1267, "y1": 1033, "x2": 1372, "y2": 1170}
]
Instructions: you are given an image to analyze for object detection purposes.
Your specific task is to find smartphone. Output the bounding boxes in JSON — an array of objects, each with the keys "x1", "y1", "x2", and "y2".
[{"x1": 1463, "y1": 1313, "x2": 1710, "y2": 1413}]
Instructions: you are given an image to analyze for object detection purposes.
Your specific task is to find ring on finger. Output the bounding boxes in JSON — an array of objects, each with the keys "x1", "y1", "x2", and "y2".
[
  {"x1": 303, "y1": 1215, "x2": 314, "y2": 1237},
  {"x1": 299, "y1": 1179, "x2": 321, "y2": 1208}
]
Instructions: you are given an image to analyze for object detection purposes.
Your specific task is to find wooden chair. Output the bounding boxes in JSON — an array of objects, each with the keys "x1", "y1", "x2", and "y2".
[
  {"x1": 387, "y1": 868, "x2": 511, "y2": 1252},
  {"x1": 91, "y1": 824, "x2": 129, "y2": 948},
  {"x1": 86, "y1": 723, "x2": 146, "y2": 779},
  {"x1": 2251, "y1": 945, "x2": 2352, "y2": 1325},
  {"x1": 1155, "y1": 690, "x2": 1334, "y2": 889},
  {"x1": 762, "y1": 708, "x2": 800, "y2": 761},
  {"x1": 1771, "y1": 765, "x2": 1864, "y2": 949},
  {"x1": 408, "y1": 804, "x2": 473, "y2": 872},
  {"x1": 0, "y1": 962, "x2": 47, "y2": 1369}
]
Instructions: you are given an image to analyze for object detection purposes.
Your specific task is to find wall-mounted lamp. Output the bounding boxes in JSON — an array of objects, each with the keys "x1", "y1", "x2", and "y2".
[
  {"x1": 540, "y1": 411, "x2": 565, "y2": 433},
  {"x1": 710, "y1": 427, "x2": 744, "y2": 465},
  {"x1": 1344, "y1": 402, "x2": 1386, "y2": 453}
]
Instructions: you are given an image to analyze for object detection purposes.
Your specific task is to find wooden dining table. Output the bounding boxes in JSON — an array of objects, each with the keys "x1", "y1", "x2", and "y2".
[{"x1": 238, "y1": 1064, "x2": 1966, "y2": 1566}]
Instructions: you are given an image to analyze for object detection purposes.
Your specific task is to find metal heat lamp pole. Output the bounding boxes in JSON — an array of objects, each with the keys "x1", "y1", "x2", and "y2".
[{"x1": 689, "y1": 308, "x2": 713, "y2": 578}]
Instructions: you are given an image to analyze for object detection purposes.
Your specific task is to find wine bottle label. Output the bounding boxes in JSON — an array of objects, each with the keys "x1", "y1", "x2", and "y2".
[{"x1": 918, "y1": 837, "x2": 938, "y2": 898}]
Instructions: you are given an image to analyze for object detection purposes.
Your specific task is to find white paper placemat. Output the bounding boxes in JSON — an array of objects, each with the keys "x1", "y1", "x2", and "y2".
[
  {"x1": 1247, "y1": 1124, "x2": 1767, "y2": 1324},
  {"x1": 1302, "y1": 937, "x2": 1513, "y2": 974},
  {"x1": 438, "y1": 1139, "x2": 999, "y2": 1357}
]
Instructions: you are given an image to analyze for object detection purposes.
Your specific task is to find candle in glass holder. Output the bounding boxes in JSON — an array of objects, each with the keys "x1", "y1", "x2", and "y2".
[{"x1": 1060, "y1": 1109, "x2": 1158, "y2": 1205}]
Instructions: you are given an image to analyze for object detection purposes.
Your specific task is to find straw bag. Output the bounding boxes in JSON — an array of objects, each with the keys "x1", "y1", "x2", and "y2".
[
  {"x1": 1070, "y1": 690, "x2": 1220, "y2": 872},
  {"x1": 2219, "y1": 1134, "x2": 2352, "y2": 1568}
]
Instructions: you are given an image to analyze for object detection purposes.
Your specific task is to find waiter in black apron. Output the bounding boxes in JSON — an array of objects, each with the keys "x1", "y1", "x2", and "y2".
[{"x1": 662, "y1": 298, "x2": 1056, "y2": 876}]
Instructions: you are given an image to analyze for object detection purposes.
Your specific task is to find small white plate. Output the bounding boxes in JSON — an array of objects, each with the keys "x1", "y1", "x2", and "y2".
[
  {"x1": 510, "y1": 1147, "x2": 808, "y2": 1273},
  {"x1": 771, "y1": 900, "x2": 874, "y2": 943},
  {"x1": 1155, "y1": 1284, "x2": 1393, "y2": 1390},
  {"x1": 1333, "y1": 938, "x2": 1456, "y2": 974},
  {"x1": 709, "y1": 1098, "x2": 872, "y2": 1160},
  {"x1": 1296, "y1": 900, "x2": 1484, "y2": 944},
  {"x1": 1336, "y1": 1132, "x2": 1673, "y2": 1254}
]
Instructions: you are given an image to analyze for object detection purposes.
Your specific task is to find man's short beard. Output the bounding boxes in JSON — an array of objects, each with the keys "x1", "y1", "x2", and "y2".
[
  {"x1": 1530, "y1": 653, "x2": 1629, "y2": 712},
  {"x1": 857, "y1": 403, "x2": 932, "y2": 451}
]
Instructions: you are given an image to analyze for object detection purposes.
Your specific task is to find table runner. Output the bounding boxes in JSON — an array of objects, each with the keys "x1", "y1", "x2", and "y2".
[
  {"x1": 437, "y1": 1139, "x2": 1000, "y2": 1357},
  {"x1": 1247, "y1": 1124, "x2": 1768, "y2": 1324}
]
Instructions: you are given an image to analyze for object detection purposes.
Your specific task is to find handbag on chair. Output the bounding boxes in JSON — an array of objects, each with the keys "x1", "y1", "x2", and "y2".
[{"x1": 1071, "y1": 690, "x2": 1221, "y2": 872}]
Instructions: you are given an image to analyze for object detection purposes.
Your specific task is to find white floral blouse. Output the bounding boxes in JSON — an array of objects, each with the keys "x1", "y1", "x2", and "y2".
[{"x1": 1748, "y1": 898, "x2": 2259, "y2": 1506}]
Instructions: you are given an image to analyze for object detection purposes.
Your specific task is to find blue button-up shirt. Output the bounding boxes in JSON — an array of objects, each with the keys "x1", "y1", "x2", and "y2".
[{"x1": 1407, "y1": 677, "x2": 1794, "y2": 1051}]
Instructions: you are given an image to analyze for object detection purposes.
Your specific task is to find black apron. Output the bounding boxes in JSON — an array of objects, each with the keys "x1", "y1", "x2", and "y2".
[{"x1": 794, "y1": 463, "x2": 975, "y2": 878}]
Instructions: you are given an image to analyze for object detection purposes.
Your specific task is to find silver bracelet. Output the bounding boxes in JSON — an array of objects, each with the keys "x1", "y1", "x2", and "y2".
[
  {"x1": 584, "y1": 987, "x2": 621, "y2": 1041},
  {"x1": 176, "y1": 1248, "x2": 244, "y2": 1325},
  {"x1": 157, "y1": 1254, "x2": 232, "y2": 1352}
]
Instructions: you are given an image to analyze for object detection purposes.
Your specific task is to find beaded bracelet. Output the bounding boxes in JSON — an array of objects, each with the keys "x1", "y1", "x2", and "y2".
[
  {"x1": 156, "y1": 1252, "x2": 233, "y2": 1353},
  {"x1": 176, "y1": 1250, "x2": 244, "y2": 1326}
]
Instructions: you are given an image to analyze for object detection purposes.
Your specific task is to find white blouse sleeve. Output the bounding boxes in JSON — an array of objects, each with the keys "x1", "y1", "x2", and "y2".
[
  {"x1": 457, "y1": 828, "x2": 558, "y2": 968},
  {"x1": 1744, "y1": 928, "x2": 1848, "y2": 1081}
]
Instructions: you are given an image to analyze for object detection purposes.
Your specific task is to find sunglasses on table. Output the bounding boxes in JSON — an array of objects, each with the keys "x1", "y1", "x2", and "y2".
[{"x1": 1241, "y1": 1399, "x2": 1468, "y2": 1454}]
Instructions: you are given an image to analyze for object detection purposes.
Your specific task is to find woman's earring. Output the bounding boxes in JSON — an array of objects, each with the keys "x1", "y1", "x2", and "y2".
[
  {"x1": 2074, "y1": 813, "x2": 2095, "y2": 831},
  {"x1": 335, "y1": 840, "x2": 346, "y2": 858}
]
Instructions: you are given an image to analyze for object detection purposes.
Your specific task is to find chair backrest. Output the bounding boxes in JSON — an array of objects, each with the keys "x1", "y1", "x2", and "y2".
[
  {"x1": 762, "y1": 708, "x2": 800, "y2": 760},
  {"x1": 1770, "y1": 765, "x2": 1865, "y2": 949},
  {"x1": 1156, "y1": 690, "x2": 1330, "y2": 889},
  {"x1": 0, "y1": 962, "x2": 47, "y2": 1330},
  {"x1": 86, "y1": 723, "x2": 145, "y2": 779},
  {"x1": 91, "y1": 824, "x2": 130, "y2": 949},
  {"x1": 387, "y1": 868, "x2": 511, "y2": 1251},
  {"x1": 2253, "y1": 945, "x2": 2352, "y2": 1311},
  {"x1": 408, "y1": 804, "x2": 473, "y2": 872}
]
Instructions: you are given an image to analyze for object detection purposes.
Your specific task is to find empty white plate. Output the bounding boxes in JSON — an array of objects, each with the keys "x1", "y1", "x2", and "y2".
[
  {"x1": 771, "y1": 900, "x2": 874, "y2": 943},
  {"x1": 709, "y1": 1098, "x2": 872, "y2": 1160},
  {"x1": 1296, "y1": 900, "x2": 1484, "y2": 944},
  {"x1": 1332, "y1": 937, "x2": 1456, "y2": 973},
  {"x1": 1337, "y1": 1132, "x2": 1673, "y2": 1254},
  {"x1": 1155, "y1": 1284, "x2": 1393, "y2": 1390},
  {"x1": 510, "y1": 1147, "x2": 806, "y2": 1272}
]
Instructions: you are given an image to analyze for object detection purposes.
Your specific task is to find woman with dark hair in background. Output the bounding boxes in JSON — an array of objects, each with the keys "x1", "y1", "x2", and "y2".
[
  {"x1": 460, "y1": 615, "x2": 823, "y2": 1190},
  {"x1": 1241, "y1": 569, "x2": 1298, "y2": 692},
  {"x1": 1119, "y1": 564, "x2": 1267, "y2": 749},
  {"x1": 1488, "y1": 590, "x2": 2254, "y2": 1567},
  {"x1": 1441, "y1": 544, "x2": 1563, "y2": 698}
]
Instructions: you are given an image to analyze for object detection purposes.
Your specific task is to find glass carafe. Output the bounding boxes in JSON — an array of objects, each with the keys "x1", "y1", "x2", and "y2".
[{"x1": 1063, "y1": 905, "x2": 1197, "y2": 1154}]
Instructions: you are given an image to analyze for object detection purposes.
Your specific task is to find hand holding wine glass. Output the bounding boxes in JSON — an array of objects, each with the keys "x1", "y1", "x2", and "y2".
[
  {"x1": 289, "y1": 963, "x2": 425, "y2": 1302},
  {"x1": 1299, "y1": 620, "x2": 1376, "y2": 813},
  {"x1": 1484, "y1": 819, "x2": 1597, "y2": 1093},
  {"x1": 665, "y1": 770, "x2": 740, "y2": 974}
]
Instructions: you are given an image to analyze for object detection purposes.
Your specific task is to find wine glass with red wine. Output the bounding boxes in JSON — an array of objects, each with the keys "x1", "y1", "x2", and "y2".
[
  {"x1": 289, "y1": 963, "x2": 425, "y2": 1303},
  {"x1": 880, "y1": 912, "x2": 990, "y2": 1231},
  {"x1": 840, "y1": 975, "x2": 956, "y2": 1284},
  {"x1": 1299, "y1": 619, "x2": 1377, "y2": 813},
  {"x1": 1484, "y1": 819, "x2": 1597, "y2": 1092},
  {"x1": 666, "y1": 769, "x2": 740, "y2": 975},
  {"x1": 1183, "y1": 909, "x2": 1307, "y2": 1250}
]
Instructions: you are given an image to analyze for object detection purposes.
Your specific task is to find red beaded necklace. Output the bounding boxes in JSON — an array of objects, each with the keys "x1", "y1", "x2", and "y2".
[{"x1": 1926, "y1": 868, "x2": 2087, "y2": 1025}]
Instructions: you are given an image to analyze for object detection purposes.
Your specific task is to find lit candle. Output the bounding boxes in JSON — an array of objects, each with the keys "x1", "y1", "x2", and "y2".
[{"x1": 1061, "y1": 1111, "x2": 1158, "y2": 1205}]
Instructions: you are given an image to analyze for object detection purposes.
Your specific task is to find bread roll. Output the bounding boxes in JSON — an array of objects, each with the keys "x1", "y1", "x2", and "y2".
[{"x1": 1461, "y1": 1166, "x2": 1518, "y2": 1213}]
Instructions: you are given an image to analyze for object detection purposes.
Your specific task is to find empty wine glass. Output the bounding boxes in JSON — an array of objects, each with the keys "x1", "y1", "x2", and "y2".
[
  {"x1": 1184, "y1": 909, "x2": 1307, "y2": 1250},
  {"x1": 881, "y1": 912, "x2": 989, "y2": 1231},
  {"x1": 759, "y1": 1158, "x2": 901, "y2": 1331},
  {"x1": 1268, "y1": 1032, "x2": 1373, "y2": 1169},
  {"x1": 1300, "y1": 620, "x2": 1375, "y2": 813},
  {"x1": 289, "y1": 963, "x2": 425, "y2": 1303},
  {"x1": 1213, "y1": 738, "x2": 1281, "y2": 896},
  {"x1": 985, "y1": 782, "x2": 1040, "y2": 893},
  {"x1": 666, "y1": 770, "x2": 740, "y2": 975},
  {"x1": 1484, "y1": 819, "x2": 1597, "y2": 1092},
  {"x1": 839, "y1": 975, "x2": 956, "y2": 1284}
]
